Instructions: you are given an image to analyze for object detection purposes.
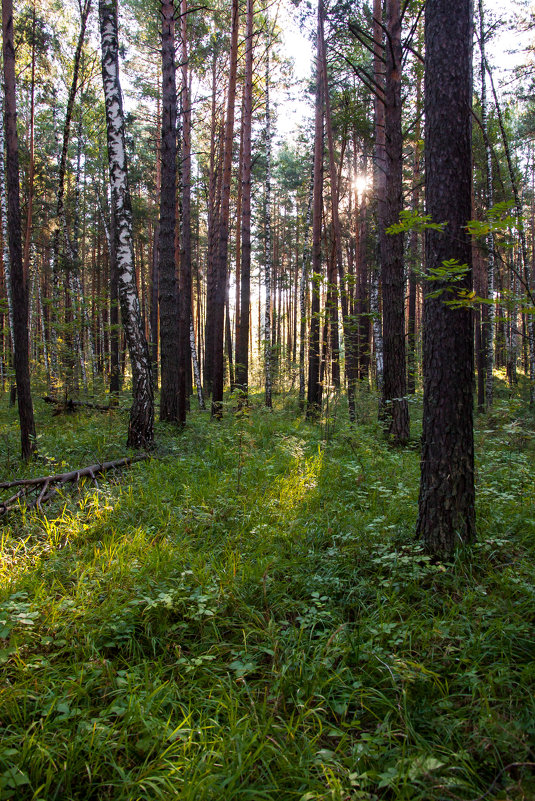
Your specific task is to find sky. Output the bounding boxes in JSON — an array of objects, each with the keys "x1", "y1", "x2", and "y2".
[{"x1": 274, "y1": 0, "x2": 534, "y2": 140}]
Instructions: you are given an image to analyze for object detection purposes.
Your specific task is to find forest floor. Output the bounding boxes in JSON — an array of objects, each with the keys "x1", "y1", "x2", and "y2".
[{"x1": 0, "y1": 379, "x2": 534, "y2": 801}]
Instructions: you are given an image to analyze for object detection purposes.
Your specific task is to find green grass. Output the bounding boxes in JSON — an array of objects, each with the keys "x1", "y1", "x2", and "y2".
[{"x1": 0, "y1": 384, "x2": 534, "y2": 800}]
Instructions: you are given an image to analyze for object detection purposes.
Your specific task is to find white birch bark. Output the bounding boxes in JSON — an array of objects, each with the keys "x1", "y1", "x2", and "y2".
[
  {"x1": 37, "y1": 276, "x2": 49, "y2": 377},
  {"x1": 190, "y1": 316, "x2": 205, "y2": 410},
  {"x1": 0, "y1": 75, "x2": 14, "y2": 354},
  {"x1": 99, "y1": 0, "x2": 154, "y2": 448}
]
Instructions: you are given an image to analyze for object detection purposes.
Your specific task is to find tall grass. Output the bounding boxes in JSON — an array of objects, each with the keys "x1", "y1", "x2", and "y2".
[{"x1": 0, "y1": 386, "x2": 534, "y2": 800}]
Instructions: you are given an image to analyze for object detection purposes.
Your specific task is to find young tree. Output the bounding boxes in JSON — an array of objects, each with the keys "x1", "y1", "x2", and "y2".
[
  {"x1": 99, "y1": 0, "x2": 154, "y2": 449},
  {"x1": 2, "y1": 0, "x2": 36, "y2": 460},
  {"x1": 416, "y1": 0, "x2": 475, "y2": 555}
]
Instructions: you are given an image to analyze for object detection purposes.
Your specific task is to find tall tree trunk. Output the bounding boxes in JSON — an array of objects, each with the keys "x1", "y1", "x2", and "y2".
[
  {"x1": 159, "y1": 0, "x2": 180, "y2": 421},
  {"x1": 178, "y1": 0, "x2": 192, "y2": 425},
  {"x1": 236, "y1": 0, "x2": 254, "y2": 398},
  {"x1": 150, "y1": 222, "x2": 159, "y2": 391},
  {"x1": 99, "y1": 0, "x2": 154, "y2": 449},
  {"x1": 372, "y1": 0, "x2": 385, "y2": 403},
  {"x1": 407, "y1": 32, "x2": 423, "y2": 396},
  {"x1": 299, "y1": 170, "x2": 313, "y2": 410},
  {"x1": 212, "y1": 0, "x2": 238, "y2": 416},
  {"x1": 2, "y1": 0, "x2": 36, "y2": 460},
  {"x1": 479, "y1": 0, "x2": 496, "y2": 409},
  {"x1": 0, "y1": 72, "x2": 13, "y2": 358},
  {"x1": 203, "y1": 48, "x2": 219, "y2": 395},
  {"x1": 306, "y1": 0, "x2": 324, "y2": 419},
  {"x1": 22, "y1": 1, "x2": 36, "y2": 284},
  {"x1": 417, "y1": 0, "x2": 475, "y2": 555},
  {"x1": 320, "y1": 11, "x2": 342, "y2": 394},
  {"x1": 264, "y1": 40, "x2": 273, "y2": 409},
  {"x1": 382, "y1": 0, "x2": 409, "y2": 443}
]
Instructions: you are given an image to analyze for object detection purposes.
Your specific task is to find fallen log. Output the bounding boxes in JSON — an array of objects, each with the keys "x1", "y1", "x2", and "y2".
[
  {"x1": 0, "y1": 454, "x2": 150, "y2": 516},
  {"x1": 42, "y1": 396, "x2": 113, "y2": 413}
]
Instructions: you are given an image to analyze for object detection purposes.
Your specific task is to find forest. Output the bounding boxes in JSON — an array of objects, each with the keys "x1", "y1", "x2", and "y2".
[{"x1": 1, "y1": 0, "x2": 535, "y2": 798}]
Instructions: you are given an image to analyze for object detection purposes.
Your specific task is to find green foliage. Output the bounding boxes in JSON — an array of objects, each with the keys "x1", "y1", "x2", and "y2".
[
  {"x1": 385, "y1": 209, "x2": 447, "y2": 235},
  {"x1": 0, "y1": 389, "x2": 534, "y2": 800},
  {"x1": 466, "y1": 201, "x2": 517, "y2": 243}
]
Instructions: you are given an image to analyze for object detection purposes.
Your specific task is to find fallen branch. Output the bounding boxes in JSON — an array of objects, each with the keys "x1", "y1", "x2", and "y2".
[
  {"x1": 0, "y1": 454, "x2": 150, "y2": 516},
  {"x1": 42, "y1": 396, "x2": 113, "y2": 413}
]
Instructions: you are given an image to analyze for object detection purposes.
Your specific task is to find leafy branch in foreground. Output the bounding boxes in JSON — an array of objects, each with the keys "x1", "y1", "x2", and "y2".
[{"x1": 385, "y1": 209, "x2": 447, "y2": 235}]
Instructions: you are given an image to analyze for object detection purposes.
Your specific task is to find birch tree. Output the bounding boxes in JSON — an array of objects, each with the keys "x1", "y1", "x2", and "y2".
[{"x1": 99, "y1": 0, "x2": 154, "y2": 449}]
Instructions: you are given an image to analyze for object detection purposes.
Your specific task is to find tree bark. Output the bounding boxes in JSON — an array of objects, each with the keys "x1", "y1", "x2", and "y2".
[
  {"x1": 235, "y1": 0, "x2": 254, "y2": 398},
  {"x1": 99, "y1": 0, "x2": 154, "y2": 449},
  {"x1": 2, "y1": 0, "x2": 36, "y2": 460},
  {"x1": 211, "y1": 0, "x2": 238, "y2": 417},
  {"x1": 306, "y1": 0, "x2": 324, "y2": 419},
  {"x1": 320, "y1": 10, "x2": 342, "y2": 394},
  {"x1": 159, "y1": 0, "x2": 180, "y2": 422},
  {"x1": 382, "y1": 0, "x2": 409, "y2": 444},
  {"x1": 264, "y1": 40, "x2": 273, "y2": 409},
  {"x1": 416, "y1": 0, "x2": 475, "y2": 555},
  {"x1": 478, "y1": 0, "x2": 496, "y2": 409},
  {"x1": 178, "y1": 0, "x2": 192, "y2": 426},
  {"x1": 372, "y1": 0, "x2": 385, "y2": 403}
]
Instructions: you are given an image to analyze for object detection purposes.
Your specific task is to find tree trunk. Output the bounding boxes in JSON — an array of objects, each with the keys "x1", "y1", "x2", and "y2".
[
  {"x1": 235, "y1": 0, "x2": 254, "y2": 399},
  {"x1": 264, "y1": 40, "x2": 273, "y2": 409},
  {"x1": 407, "y1": 33, "x2": 423, "y2": 396},
  {"x1": 382, "y1": 0, "x2": 409, "y2": 444},
  {"x1": 159, "y1": 0, "x2": 180, "y2": 421},
  {"x1": 178, "y1": 0, "x2": 192, "y2": 425},
  {"x1": 299, "y1": 172, "x2": 313, "y2": 411},
  {"x1": 372, "y1": 0, "x2": 385, "y2": 403},
  {"x1": 479, "y1": 0, "x2": 496, "y2": 409},
  {"x1": 306, "y1": 0, "x2": 324, "y2": 419},
  {"x1": 416, "y1": 0, "x2": 475, "y2": 555},
  {"x1": 99, "y1": 0, "x2": 154, "y2": 449},
  {"x1": 203, "y1": 48, "x2": 219, "y2": 395},
  {"x1": 211, "y1": 0, "x2": 238, "y2": 417},
  {"x1": 2, "y1": 0, "x2": 36, "y2": 460},
  {"x1": 320, "y1": 10, "x2": 343, "y2": 395}
]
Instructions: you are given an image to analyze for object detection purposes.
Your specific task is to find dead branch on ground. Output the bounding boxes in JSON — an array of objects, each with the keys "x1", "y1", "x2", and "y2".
[{"x1": 0, "y1": 455, "x2": 150, "y2": 516}]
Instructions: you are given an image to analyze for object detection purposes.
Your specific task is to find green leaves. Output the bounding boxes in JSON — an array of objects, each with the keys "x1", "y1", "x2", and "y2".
[
  {"x1": 466, "y1": 201, "x2": 516, "y2": 242},
  {"x1": 385, "y1": 209, "x2": 447, "y2": 235}
]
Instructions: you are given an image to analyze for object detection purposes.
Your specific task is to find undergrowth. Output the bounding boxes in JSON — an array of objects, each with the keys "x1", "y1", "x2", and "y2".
[{"x1": 0, "y1": 386, "x2": 534, "y2": 800}]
